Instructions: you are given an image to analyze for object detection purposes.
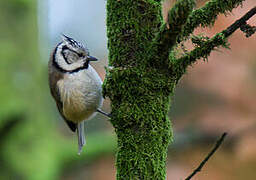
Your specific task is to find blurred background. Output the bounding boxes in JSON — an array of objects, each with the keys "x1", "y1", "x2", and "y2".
[{"x1": 0, "y1": 0, "x2": 255, "y2": 179}]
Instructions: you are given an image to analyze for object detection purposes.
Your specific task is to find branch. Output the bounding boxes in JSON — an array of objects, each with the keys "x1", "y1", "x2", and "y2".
[
  {"x1": 185, "y1": 132, "x2": 228, "y2": 180},
  {"x1": 223, "y1": 6, "x2": 256, "y2": 37},
  {"x1": 178, "y1": 0, "x2": 246, "y2": 42},
  {"x1": 150, "y1": 0, "x2": 195, "y2": 66},
  {"x1": 240, "y1": 23, "x2": 256, "y2": 37},
  {"x1": 173, "y1": 6, "x2": 256, "y2": 80}
]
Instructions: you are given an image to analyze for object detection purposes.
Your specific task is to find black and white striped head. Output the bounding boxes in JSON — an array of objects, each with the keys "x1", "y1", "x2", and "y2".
[{"x1": 52, "y1": 35, "x2": 97, "y2": 73}]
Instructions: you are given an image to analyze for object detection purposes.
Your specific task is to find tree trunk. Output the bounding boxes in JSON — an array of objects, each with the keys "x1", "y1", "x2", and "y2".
[
  {"x1": 103, "y1": 0, "x2": 255, "y2": 179},
  {"x1": 104, "y1": 1, "x2": 173, "y2": 179}
]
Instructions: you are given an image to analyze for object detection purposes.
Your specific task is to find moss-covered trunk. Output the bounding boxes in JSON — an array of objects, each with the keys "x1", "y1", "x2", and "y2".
[
  {"x1": 103, "y1": 0, "x2": 255, "y2": 179},
  {"x1": 104, "y1": 1, "x2": 174, "y2": 179}
]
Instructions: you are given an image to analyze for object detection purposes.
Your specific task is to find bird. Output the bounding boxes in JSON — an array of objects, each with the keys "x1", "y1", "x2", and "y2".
[{"x1": 48, "y1": 35, "x2": 108, "y2": 154}]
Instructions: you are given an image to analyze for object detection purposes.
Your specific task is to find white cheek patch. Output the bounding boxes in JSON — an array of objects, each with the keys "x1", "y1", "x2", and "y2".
[
  {"x1": 56, "y1": 48, "x2": 85, "y2": 71},
  {"x1": 63, "y1": 50, "x2": 79, "y2": 64}
]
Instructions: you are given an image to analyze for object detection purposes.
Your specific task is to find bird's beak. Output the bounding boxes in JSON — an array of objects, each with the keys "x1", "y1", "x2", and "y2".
[{"x1": 87, "y1": 56, "x2": 98, "y2": 61}]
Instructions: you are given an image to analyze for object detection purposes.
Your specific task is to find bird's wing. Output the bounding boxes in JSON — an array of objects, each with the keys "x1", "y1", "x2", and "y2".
[{"x1": 49, "y1": 68, "x2": 77, "y2": 132}]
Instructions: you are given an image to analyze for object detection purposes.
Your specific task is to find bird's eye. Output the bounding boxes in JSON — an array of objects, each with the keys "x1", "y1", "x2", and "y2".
[{"x1": 78, "y1": 53, "x2": 84, "y2": 57}]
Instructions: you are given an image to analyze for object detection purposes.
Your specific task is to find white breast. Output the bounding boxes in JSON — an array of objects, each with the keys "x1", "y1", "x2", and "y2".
[{"x1": 57, "y1": 65, "x2": 103, "y2": 122}]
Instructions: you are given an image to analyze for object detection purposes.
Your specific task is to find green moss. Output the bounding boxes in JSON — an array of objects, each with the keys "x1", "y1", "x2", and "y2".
[
  {"x1": 105, "y1": 1, "x2": 174, "y2": 175},
  {"x1": 173, "y1": 33, "x2": 229, "y2": 81},
  {"x1": 108, "y1": 70, "x2": 174, "y2": 179},
  {"x1": 179, "y1": 0, "x2": 245, "y2": 41},
  {"x1": 104, "y1": 68, "x2": 174, "y2": 179},
  {"x1": 106, "y1": 0, "x2": 162, "y2": 67},
  {"x1": 104, "y1": 0, "x2": 246, "y2": 179},
  {"x1": 149, "y1": 0, "x2": 195, "y2": 67}
]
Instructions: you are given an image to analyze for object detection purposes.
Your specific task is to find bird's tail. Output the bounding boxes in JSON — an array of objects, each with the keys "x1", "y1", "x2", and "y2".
[{"x1": 77, "y1": 121, "x2": 86, "y2": 155}]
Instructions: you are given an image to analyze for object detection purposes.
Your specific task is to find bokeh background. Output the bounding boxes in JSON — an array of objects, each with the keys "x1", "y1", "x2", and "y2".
[{"x1": 0, "y1": 0, "x2": 255, "y2": 179}]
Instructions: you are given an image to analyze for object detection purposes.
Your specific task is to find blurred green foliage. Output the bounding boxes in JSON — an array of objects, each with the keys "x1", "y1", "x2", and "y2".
[{"x1": 0, "y1": 1, "x2": 116, "y2": 179}]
